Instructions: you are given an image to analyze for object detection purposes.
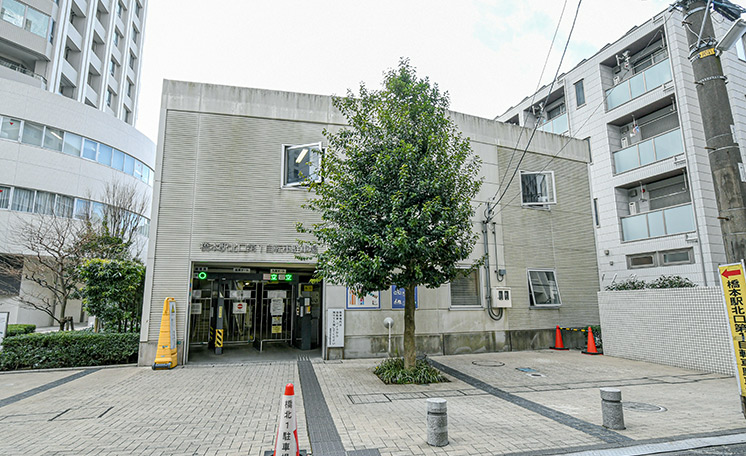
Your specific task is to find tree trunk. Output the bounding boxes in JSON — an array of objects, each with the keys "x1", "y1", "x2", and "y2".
[{"x1": 403, "y1": 284, "x2": 416, "y2": 369}]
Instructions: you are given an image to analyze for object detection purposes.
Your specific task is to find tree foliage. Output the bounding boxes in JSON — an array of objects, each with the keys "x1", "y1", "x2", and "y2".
[
  {"x1": 299, "y1": 59, "x2": 482, "y2": 367},
  {"x1": 77, "y1": 258, "x2": 145, "y2": 332}
]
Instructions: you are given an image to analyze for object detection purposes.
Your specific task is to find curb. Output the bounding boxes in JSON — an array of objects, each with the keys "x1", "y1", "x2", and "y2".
[{"x1": 0, "y1": 363, "x2": 138, "y2": 375}]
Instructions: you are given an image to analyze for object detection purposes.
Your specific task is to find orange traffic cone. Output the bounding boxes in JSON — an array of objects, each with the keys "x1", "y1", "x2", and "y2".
[
  {"x1": 582, "y1": 326, "x2": 602, "y2": 355},
  {"x1": 550, "y1": 325, "x2": 569, "y2": 350},
  {"x1": 273, "y1": 383, "x2": 300, "y2": 456}
]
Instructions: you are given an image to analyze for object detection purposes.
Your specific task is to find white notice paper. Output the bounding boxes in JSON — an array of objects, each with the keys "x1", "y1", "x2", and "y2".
[{"x1": 270, "y1": 298, "x2": 284, "y2": 316}]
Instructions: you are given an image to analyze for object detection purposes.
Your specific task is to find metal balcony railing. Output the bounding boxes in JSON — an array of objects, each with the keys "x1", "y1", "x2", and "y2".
[
  {"x1": 621, "y1": 203, "x2": 694, "y2": 242},
  {"x1": 606, "y1": 59, "x2": 672, "y2": 110},
  {"x1": 0, "y1": 60, "x2": 47, "y2": 89},
  {"x1": 613, "y1": 128, "x2": 683, "y2": 173}
]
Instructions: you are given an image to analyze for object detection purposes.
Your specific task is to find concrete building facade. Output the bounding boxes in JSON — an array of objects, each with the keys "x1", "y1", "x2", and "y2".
[
  {"x1": 498, "y1": 8, "x2": 746, "y2": 288},
  {"x1": 139, "y1": 80, "x2": 600, "y2": 365},
  {"x1": 0, "y1": 0, "x2": 154, "y2": 326}
]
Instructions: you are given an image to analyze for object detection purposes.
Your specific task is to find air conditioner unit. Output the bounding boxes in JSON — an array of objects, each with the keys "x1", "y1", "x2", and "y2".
[
  {"x1": 613, "y1": 75, "x2": 621, "y2": 85},
  {"x1": 629, "y1": 201, "x2": 639, "y2": 215},
  {"x1": 621, "y1": 136, "x2": 629, "y2": 148}
]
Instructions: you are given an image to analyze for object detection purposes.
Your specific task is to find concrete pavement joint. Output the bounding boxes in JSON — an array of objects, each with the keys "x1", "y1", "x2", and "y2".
[
  {"x1": 429, "y1": 359, "x2": 633, "y2": 445},
  {"x1": 0, "y1": 368, "x2": 101, "y2": 408}
]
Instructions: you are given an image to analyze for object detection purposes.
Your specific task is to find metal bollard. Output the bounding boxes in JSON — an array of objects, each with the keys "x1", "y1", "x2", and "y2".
[
  {"x1": 427, "y1": 398, "x2": 448, "y2": 446},
  {"x1": 600, "y1": 388, "x2": 625, "y2": 430}
]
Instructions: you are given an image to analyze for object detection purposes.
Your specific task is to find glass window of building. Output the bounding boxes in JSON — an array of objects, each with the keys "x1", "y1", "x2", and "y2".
[
  {"x1": 0, "y1": 254, "x2": 22, "y2": 296},
  {"x1": 91, "y1": 201, "x2": 105, "y2": 222},
  {"x1": 134, "y1": 160, "x2": 143, "y2": 179},
  {"x1": 54, "y1": 194, "x2": 73, "y2": 217},
  {"x1": 63, "y1": 132, "x2": 82, "y2": 156},
  {"x1": 527, "y1": 269, "x2": 561, "y2": 306},
  {"x1": 34, "y1": 191, "x2": 54, "y2": 215},
  {"x1": 21, "y1": 121, "x2": 44, "y2": 146},
  {"x1": 574, "y1": 79, "x2": 585, "y2": 107},
  {"x1": 24, "y1": 7, "x2": 49, "y2": 38},
  {"x1": 116, "y1": 1, "x2": 123, "y2": 17},
  {"x1": 73, "y1": 199, "x2": 90, "y2": 220},
  {"x1": 131, "y1": 25, "x2": 138, "y2": 44},
  {"x1": 520, "y1": 171, "x2": 556, "y2": 206},
  {"x1": 11, "y1": 187, "x2": 34, "y2": 212},
  {"x1": 450, "y1": 269, "x2": 480, "y2": 307},
  {"x1": 109, "y1": 59, "x2": 116, "y2": 76},
  {"x1": 661, "y1": 249, "x2": 693, "y2": 265},
  {"x1": 106, "y1": 89, "x2": 113, "y2": 107},
  {"x1": 44, "y1": 126, "x2": 64, "y2": 151},
  {"x1": 284, "y1": 143, "x2": 321, "y2": 186},
  {"x1": 1, "y1": 117, "x2": 22, "y2": 141},
  {"x1": 1, "y1": 0, "x2": 25, "y2": 27},
  {"x1": 111, "y1": 148, "x2": 124, "y2": 171},
  {"x1": 0, "y1": 186, "x2": 10, "y2": 209},
  {"x1": 82, "y1": 139, "x2": 98, "y2": 160},
  {"x1": 97, "y1": 143, "x2": 112, "y2": 166},
  {"x1": 114, "y1": 30, "x2": 121, "y2": 47},
  {"x1": 141, "y1": 166, "x2": 150, "y2": 184},
  {"x1": 123, "y1": 153, "x2": 134, "y2": 175}
]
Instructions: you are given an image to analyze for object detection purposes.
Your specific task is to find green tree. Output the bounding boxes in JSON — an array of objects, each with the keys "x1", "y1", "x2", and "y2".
[
  {"x1": 77, "y1": 258, "x2": 145, "y2": 332},
  {"x1": 299, "y1": 59, "x2": 482, "y2": 368}
]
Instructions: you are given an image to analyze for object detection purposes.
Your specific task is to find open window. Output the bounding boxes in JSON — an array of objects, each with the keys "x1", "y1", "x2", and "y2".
[
  {"x1": 283, "y1": 142, "x2": 321, "y2": 187},
  {"x1": 527, "y1": 269, "x2": 561, "y2": 307},
  {"x1": 520, "y1": 171, "x2": 556, "y2": 206}
]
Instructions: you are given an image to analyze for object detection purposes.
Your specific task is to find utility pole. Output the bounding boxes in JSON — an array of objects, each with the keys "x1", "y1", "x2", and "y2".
[{"x1": 677, "y1": 0, "x2": 746, "y2": 264}]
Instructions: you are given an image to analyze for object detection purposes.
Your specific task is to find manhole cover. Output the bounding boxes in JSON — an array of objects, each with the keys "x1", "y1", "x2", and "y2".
[
  {"x1": 623, "y1": 402, "x2": 667, "y2": 412},
  {"x1": 472, "y1": 361, "x2": 505, "y2": 367}
]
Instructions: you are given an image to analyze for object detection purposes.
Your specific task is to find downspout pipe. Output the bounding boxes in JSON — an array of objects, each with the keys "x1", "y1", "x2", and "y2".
[{"x1": 482, "y1": 219, "x2": 503, "y2": 321}]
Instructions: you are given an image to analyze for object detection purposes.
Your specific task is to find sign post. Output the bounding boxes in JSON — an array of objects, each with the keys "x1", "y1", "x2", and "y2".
[
  {"x1": 0, "y1": 311, "x2": 9, "y2": 350},
  {"x1": 718, "y1": 262, "x2": 746, "y2": 418}
]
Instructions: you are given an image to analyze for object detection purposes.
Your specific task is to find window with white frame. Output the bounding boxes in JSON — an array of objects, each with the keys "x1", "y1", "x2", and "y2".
[
  {"x1": 0, "y1": 186, "x2": 10, "y2": 209},
  {"x1": 283, "y1": 142, "x2": 321, "y2": 187},
  {"x1": 626, "y1": 248, "x2": 694, "y2": 269},
  {"x1": 520, "y1": 171, "x2": 556, "y2": 206},
  {"x1": 527, "y1": 269, "x2": 561, "y2": 306},
  {"x1": 450, "y1": 269, "x2": 481, "y2": 307}
]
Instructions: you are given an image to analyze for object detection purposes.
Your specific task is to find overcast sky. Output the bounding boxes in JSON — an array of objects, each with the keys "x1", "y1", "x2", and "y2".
[{"x1": 135, "y1": 0, "x2": 672, "y2": 143}]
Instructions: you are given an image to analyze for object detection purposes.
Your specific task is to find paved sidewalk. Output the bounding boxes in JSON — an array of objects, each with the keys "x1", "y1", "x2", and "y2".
[{"x1": 0, "y1": 350, "x2": 743, "y2": 455}]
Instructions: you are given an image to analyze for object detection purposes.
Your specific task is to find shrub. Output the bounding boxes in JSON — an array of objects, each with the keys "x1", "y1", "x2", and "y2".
[
  {"x1": 648, "y1": 275, "x2": 696, "y2": 289},
  {"x1": 605, "y1": 278, "x2": 646, "y2": 291},
  {"x1": 0, "y1": 331, "x2": 138, "y2": 371},
  {"x1": 6, "y1": 324, "x2": 36, "y2": 337},
  {"x1": 605, "y1": 275, "x2": 696, "y2": 291},
  {"x1": 373, "y1": 357, "x2": 448, "y2": 384}
]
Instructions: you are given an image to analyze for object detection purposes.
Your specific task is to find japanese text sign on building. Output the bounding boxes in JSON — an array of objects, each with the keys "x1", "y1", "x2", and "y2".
[
  {"x1": 719, "y1": 262, "x2": 746, "y2": 400},
  {"x1": 345, "y1": 289, "x2": 380, "y2": 309},
  {"x1": 327, "y1": 309, "x2": 344, "y2": 347}
]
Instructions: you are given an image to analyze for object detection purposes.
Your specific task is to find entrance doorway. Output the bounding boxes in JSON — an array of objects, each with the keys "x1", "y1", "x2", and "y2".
[{"x1": 186, "y1": 265, "x2": 322, "y2": 364}]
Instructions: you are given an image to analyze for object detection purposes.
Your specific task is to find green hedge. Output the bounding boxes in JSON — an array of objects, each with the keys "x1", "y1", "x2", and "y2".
[
  {"x1": 6, "y1": 324, "x2": 36, "y2": 337},
  {"x1": 0, "y1": 331, "x2": 138, "y2": 371}
]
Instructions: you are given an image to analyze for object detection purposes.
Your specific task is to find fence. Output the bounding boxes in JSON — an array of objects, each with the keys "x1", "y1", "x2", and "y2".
[{"x1": 598, "y1": 287, "x2": 735, "y2": 375}]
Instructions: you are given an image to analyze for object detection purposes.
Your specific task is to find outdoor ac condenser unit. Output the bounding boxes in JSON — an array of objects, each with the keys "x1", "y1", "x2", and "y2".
[
  {"x1": 621, "y1": 136, "x2": 629, "y2": 148},
  {"x1": 629, "y1": 201, "x2": 639, "y2": 215}
]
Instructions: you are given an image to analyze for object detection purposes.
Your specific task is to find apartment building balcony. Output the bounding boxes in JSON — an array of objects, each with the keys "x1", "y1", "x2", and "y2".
[
  {"x1": 621, "y1": 203, "x2": 695, "y2": 242},
  {"x1": 94, "y1": 19, "x2": 107, "y2": 42},
  {"x1": 606, "y1": 58, "x2": 672, "y2": 111},
  {"x1": 538, "y1": 112, "x2": 568, "y2": 135},
  {"x1": 66, "y1": 23, "x2": 83, "y2": 50},
  {"x1": 85, "y1": 84, "x2": 99, "y2": 107},
  {"x1": 613, "y1": 128, "x2": 683, "y2": 174},
  {"x1": 0, "y1": 59, "x2": 46, "y2": 89}
]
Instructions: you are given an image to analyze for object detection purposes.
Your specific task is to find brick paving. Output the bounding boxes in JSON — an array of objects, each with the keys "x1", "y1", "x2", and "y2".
[{"x1": 0, "y1": 350, "x2": 743, "y2": 455}]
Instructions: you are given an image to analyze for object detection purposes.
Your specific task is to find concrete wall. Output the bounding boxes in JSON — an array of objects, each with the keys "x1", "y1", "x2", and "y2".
[
  {"x1": 598, "y1": 288, "x2": 735, "y2": 375},
  {"x1": 139, "y1": 81, "x2": 600, "y2": 365}
]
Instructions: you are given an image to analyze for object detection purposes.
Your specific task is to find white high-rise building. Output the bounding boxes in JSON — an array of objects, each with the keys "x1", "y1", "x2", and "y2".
[
  {"x1": 497, "y1": 7, "x2": 746, "y2": 288},
  {"x1": 0, "y1": 0, "x2": 155, "y2": 326}
]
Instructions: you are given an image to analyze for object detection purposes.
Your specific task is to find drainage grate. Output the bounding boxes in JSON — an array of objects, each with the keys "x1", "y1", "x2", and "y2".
[{"x1": 623, "y1": 402, "x2": 667, "y2": 412}]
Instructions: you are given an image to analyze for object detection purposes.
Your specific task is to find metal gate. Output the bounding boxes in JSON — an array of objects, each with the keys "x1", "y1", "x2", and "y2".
[{"x1": 256, "y1": 284, "x2": 294, "y2": 351}]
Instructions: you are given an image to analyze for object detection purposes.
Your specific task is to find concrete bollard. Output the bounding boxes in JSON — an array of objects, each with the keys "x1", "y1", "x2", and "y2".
[
  {"x1": 600, "y1": 388, "x2": 625, "y2": 430},
  {"x1": 427, "y1": 398, "x2": 448, "y2": 446}
]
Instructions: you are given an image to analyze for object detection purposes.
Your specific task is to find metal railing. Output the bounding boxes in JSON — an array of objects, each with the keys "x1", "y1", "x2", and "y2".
[
  {"x1": 538, "y1": 113, "x2": 568, "y2": 135},
  {"x1": 613, "y1": 128, "x2": 683, "y2": 173},
  {"x1": 606, "y1": 59, "x2": 672, "y2": 110},
  {"x1": 621, "y1": 203, "x2": 694, "y2": 242},
  {"x1": 0, "y1": 60, "x2": 47, "y2": 89}
]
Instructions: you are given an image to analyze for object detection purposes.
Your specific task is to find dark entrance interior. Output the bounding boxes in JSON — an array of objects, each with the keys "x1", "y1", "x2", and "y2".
[{"x1": 186, "y1": 265, "x2": 322, "y2": 363}]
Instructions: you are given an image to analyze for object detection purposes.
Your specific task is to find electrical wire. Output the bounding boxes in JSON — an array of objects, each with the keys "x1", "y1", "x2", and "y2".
[
  {"x1": 490, "y1": 0, "x2": 570, "y2": 215},
  {"x1": 487, "y1": 11, "x2": 674, "y2": 220},
  {"x1": 486, "y1": 0, "x2": 584, "y2": 221}
]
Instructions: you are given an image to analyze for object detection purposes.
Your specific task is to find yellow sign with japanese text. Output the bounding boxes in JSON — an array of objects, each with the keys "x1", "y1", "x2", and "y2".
[
  {"x1": 699, "y1": 47, "x2": 716, "y2": 59},
  {"x1": 719, "y1": 262, "x2": 746, "y2": 397}
]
